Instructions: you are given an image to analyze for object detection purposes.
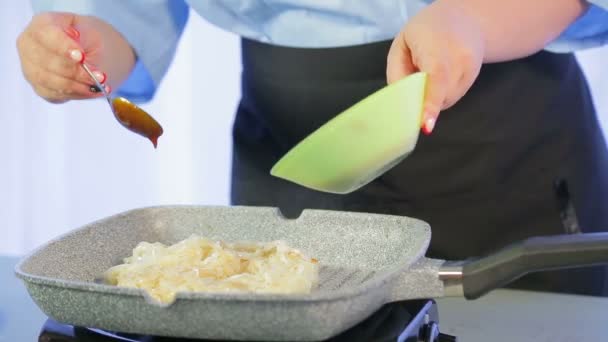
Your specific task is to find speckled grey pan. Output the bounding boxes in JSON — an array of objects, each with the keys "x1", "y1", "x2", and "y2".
[{"x1": 15, "y1": 205, "x2": 608, "y2": 341}]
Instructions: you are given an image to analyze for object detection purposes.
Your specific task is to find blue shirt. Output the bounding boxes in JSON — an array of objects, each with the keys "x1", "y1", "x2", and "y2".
[{"x1": 31, "y1": 0, "x2": 608, "y2": 102}]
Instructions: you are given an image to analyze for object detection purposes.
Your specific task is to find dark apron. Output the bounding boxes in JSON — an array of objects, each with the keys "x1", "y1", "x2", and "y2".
[{"x1": 231, "y1": 38, "x2": 608, "y2": 296}]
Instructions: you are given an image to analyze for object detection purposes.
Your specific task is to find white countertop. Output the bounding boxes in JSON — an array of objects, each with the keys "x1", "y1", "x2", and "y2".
[{"x1": 437, "y1": 289, "x2": 608, "y2": 341}]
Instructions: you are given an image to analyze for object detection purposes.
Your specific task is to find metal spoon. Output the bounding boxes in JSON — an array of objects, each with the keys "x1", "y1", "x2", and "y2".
[{"x1": 81, "y1": 63, "x2": 164, "y2": 148}]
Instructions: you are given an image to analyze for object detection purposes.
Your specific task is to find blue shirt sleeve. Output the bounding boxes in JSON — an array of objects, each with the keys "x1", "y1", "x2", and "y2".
[
  {"x1": 545, "y1": 1, "x2": 608, "y2": 52},
  {"x1": 30, "y1": 0, "x2": 190, "y2": 103}
]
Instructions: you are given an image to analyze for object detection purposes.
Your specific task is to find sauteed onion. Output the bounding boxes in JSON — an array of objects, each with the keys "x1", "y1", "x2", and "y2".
[{"x1": 104, "y1": 235, "x2": 319, "y2": 304}]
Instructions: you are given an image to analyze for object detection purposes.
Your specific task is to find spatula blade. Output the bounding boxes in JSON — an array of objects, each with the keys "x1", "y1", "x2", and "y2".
[{"x1": 270, "y1": 72, "x2": 427, "y2": 194}]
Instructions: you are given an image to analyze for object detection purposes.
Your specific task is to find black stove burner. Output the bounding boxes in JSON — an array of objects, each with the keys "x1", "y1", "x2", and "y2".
[{"x1": 38, "y1": 300, "x2": 457, "y2": 342}]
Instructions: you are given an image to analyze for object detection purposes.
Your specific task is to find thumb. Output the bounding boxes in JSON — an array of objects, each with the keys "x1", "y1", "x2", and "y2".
[
  {"x1": 418, "y1": 59, "x2": 448, "y2": 135},
  {"x1": 387, "y1": 35, "x2": 446, "y2": 135},
  {"x1": 386, "y1": 36, "x2": 417, "y2": 84}
]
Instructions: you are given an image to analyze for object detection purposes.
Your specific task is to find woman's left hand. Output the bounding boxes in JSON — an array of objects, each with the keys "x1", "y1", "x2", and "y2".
[{"x1": 387, "y1": 1, "x2": 485, "y2": 135}]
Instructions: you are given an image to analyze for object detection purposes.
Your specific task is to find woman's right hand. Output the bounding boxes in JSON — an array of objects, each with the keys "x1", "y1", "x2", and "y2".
[{"x1": 17, "y1": 12, "x2": 136, "y2": 104}]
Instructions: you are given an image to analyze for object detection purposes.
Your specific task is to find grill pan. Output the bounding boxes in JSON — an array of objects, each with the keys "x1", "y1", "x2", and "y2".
[{"x1": 15, "y1": 205, "x2": 608, "y2": 341}]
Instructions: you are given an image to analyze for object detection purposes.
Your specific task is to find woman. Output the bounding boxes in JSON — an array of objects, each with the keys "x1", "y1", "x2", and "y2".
[{"x1": 17, "y1": 0, "x2": 608, "y2": 296}]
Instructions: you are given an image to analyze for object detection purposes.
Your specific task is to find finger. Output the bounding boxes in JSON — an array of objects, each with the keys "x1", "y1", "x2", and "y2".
[
  {"x1": 82, "y1": 64, "x2": 107, "y2": 86},
  {"x1": 386, "y1": 34, "x2": 417, "y2": 84},
  {"x1": 416, "y1": 58, "x2": 449, "y2": 135},
  {"x1": 22, "y1": 59, "x2": 104, "y2": 99},
  {"x1": 30, "y1": 17, "x2": 84, "y2": 62},
  {"x1": 89, "y1": 83, "x2": 112, "y2": 94},
  {"x1": 64, "y1": 26, "x2": 80, "y2": 40},
  {"x1": 31, "y1": 26, "x2": 87, "y2": 86},
  {"x1": 19, "y1": 30, "x2": 106, "y2": 89},
  {"x1": 34, "y1": 82, "x2": 106, "y2": 103},
  {"x1": 26, "y1": 39, "x2": 106, "y2": 86},
  {"x1": 32, "y1": 85, "x2": 68, "y2": 104}
]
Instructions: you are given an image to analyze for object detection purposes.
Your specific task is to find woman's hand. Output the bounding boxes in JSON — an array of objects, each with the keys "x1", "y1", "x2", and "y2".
[
  {"x1": 387, "y1": 0, "x2": 588, "y2": 135},
  {"x1": 387, "y1": 1, "x2": 485, "y2": 135},
  {"x1": 16, "y1": 12, "x2": 136, "y2": 104}
]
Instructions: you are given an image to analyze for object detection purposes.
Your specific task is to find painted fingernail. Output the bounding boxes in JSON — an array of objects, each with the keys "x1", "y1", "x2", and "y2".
[
  {"x1": 65, "y1": 27, "x2": 80, "y2": 40},
  {"x1": 422, "y1": 117, "x2": 436, "y2": 135},
  {"x1": 93, "y1": 71, "x2": 106, "y2": 83},
  {"x1": 90, "y1": 85, "x2": 101, "y2": 93},
  {"x1": 105, "y1": 85, "x2": 111, "y2": 93},
  {"x1": 69, "y1": 49, "x2": 84, "y2": 63}
]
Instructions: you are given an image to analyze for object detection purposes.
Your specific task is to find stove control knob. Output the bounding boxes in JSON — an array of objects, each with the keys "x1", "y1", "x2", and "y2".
[
  {"x1": 419, "y1": 322, "x2": 458, "y2": 342},
  {"x1": 437, "y1": 332, "x2": 458, "y2": 342},
  {"x1": 419, "y1": 322, "x2": 439, "y2": 342}
]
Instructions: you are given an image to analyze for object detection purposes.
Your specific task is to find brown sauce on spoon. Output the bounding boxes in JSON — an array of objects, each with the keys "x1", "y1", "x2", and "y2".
[{"x1": 111, "y1": 97, "x2": 163, "y2": 148}]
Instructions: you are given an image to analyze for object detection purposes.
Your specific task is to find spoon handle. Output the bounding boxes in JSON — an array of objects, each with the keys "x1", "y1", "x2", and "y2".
[{"x1": 81, "y1": 63, "x2": 113, "y2": 110}]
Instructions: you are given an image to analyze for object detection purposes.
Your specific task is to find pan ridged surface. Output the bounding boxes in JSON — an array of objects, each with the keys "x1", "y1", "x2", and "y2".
[{"x1": 15, "y1": 205, "x2": 435, "y2": 341}]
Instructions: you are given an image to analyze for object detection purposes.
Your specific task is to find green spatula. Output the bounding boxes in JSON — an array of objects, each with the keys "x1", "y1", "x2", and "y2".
[{"x1": 270, "y1": 72, "x2": 427, "y2": 194}]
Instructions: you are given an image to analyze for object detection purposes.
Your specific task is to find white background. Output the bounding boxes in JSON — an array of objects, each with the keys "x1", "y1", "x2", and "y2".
[{"x1": 1, "y1": 4, "x2": 607, "y2": 256}]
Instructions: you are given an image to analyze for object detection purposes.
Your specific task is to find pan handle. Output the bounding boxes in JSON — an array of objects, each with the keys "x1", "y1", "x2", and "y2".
[{"x1": 459, "y1": 232, "x2": 608, "y2": 299}]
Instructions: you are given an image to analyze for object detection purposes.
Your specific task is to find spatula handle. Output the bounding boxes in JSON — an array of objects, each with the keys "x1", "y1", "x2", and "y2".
[{"x1": 461, "y1": 232, "x2": 608, "y2": 299}]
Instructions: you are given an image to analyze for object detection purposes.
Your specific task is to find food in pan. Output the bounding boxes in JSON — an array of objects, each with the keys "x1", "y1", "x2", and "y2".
[{"x1": 103, "y1": 234, "x2": 319, "y2": 304}]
